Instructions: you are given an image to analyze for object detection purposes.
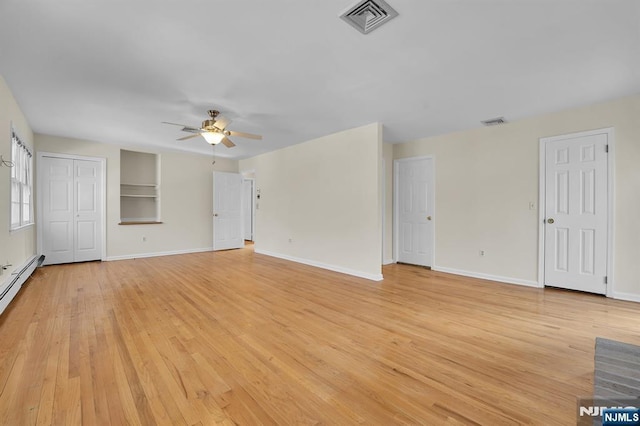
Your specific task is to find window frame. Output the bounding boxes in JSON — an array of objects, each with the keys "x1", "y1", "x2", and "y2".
[{"x1": 9, "y1": 126, "x2": 34, "y2": 231}]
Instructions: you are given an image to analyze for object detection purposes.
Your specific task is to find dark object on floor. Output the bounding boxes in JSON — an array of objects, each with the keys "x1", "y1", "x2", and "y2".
[{"x1": 594, "y1": 337, "x2": 640, "y2": 400}]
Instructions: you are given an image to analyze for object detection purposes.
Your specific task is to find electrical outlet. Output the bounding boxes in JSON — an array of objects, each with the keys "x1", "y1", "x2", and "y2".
[
  {"x1": 288, "y1": 237, "x2": 293, "y2": 243},
  {"x1": 479, "y1": 250, "x2": 485, "y2": 256},
  {"x1": 142, "y1": 236, "x2": 147, "y2": 242},
  {"x1": 529, "y1": 201, "x2": 536, "y2": 210}
]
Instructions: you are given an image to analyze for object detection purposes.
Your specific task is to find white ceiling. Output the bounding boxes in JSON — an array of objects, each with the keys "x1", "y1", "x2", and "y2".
[{"x1": 1, "y1": 1, "x2": 638, "y2": 159}]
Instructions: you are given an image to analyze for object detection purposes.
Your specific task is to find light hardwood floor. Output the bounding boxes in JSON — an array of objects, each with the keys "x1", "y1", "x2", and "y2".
[{"x1": 1, "y1": 245, "x2": 639, "y2": 425}]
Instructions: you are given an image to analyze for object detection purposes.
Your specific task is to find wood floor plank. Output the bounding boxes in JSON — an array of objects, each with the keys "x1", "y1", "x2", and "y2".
[
  {"x1": 1, "y1": 246, "x2": 640, "y2": 424},
  {"x1": 36, "y1": 303, "x2": 65, "y2": 426}
]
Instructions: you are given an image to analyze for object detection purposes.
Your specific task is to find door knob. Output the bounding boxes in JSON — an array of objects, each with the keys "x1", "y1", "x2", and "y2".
[
  {"x1": 427, "y1": 216, "x2": 432, "y2": 221},
  {"x1": 547, "y1": 218, "x2": 554, "y2": 224},
  {"x1": 213, "y1": 213, "x2": 219, "y2": 217}
]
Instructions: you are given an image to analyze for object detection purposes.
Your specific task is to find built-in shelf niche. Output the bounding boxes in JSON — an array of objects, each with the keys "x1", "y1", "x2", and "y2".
[{"x1": 120, "y1": 150, "x2": 161, "y2": 224}]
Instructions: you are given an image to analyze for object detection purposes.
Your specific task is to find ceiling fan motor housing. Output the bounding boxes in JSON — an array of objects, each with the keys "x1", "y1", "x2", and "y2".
[{"x1": 202, "y1": 119, "x2": 217, "y2": 130}]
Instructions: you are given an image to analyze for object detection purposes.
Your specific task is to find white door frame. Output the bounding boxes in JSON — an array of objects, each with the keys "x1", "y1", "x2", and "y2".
[
  {"x1": 537, "y1": 128, "x2": 615, "y2": 296},
  {"x1": 393, "y1": 156, "x2": 436, "y2": 266},
  {"x1": 381, "y1": 157, "x2": 386, "y2": 264},
  {"x1": 37, "y1": 151, "x2": 107, "y2": 262},
  {"x1": 242, "y1": 177, "x2": 255, "y2": 241},
  {"x1": 240, "y1": 169, "x2": 257, "y2": 244}
]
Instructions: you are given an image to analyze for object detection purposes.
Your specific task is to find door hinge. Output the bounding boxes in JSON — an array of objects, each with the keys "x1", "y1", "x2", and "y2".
[
  {"x1": 604, "y1": 276, "x2": 608, "y2": 285},
  {"x1": 605, "y1": 144, "x2": 609, "y2": 153}
]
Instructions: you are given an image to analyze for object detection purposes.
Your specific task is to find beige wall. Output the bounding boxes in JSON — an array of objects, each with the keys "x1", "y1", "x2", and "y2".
[
  {"x1": 0, "y1": 76, "x2": 36, "y2": 275},
  {"x1": 240, "y1": 123, "x2": 383, "y2": 280},
  {"x1": 35, "y1": 134, "x2": 238, "y2": 259},
  {"x1": 394, "y1": 94, "x2": 640, "y2": 299}
]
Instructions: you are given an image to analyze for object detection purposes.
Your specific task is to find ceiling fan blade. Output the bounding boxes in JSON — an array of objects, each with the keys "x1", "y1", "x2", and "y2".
[
  {"x1": 228, "y1": 130, "x2": 262, "y2": 140},
  {"x1": 162, "y1": 121, "x2": 190, "y2": 127},
  {"x1": 221, "y1": 137, "x2": 236, "y2": 148},
  {"x1": 177, "y1": 133, "x2": 201, "y2": 141},
  {"x1": 181, "y1": 127, "x2": 204, "y2": 134},
  {"x1": 214, "y1": 115, "x2": 231, "y2": 130},
  {"x1": 162, "y1": 121, "x2": 201, "y2": 133}
]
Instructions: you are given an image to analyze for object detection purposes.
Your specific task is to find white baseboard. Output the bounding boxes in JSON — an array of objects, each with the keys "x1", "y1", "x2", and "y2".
[
  {"x1": 0, "y1": 254, "x2": 39, "y2": 315},
  {"x1": 383, "y1": 258, "x2": 395, "y2": 266},
  {"x1": 611, "y1": 291, "x2": 640, "y2": 303},
  {"x1": 106, "y1": 247, "x2": 213, "y2": 262},
  {"x1": 433, "y1": 266, "x2": 541, "y2": 288},
  {"x1": 255, "y1": 249, "x2": 383, "y2": 282}
]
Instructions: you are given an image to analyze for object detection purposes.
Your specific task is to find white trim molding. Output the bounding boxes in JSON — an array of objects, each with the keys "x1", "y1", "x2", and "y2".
[
  {"x1": 433, "y1": 266, "x2": 539, "y2": 288},
  {"x1": 255, "y1": 249, "x2": 384, "y2": 282},
  {"x1": 611, "y1": 292, "x2": 640, "y2": 303},
  {"x1": 106, "y1": 247, "x2": 213, "y2": 262}
]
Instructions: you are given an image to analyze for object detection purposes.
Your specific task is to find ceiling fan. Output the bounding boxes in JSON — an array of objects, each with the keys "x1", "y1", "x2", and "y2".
[{"x1": 162, "y1": 110, "x2": 262, "y2": 148}]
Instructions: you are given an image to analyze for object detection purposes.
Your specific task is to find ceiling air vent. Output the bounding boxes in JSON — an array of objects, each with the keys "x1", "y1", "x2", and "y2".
[
  {"x1": 340, "y1": 0, "x2": 399, "y2": 34},
  {"x1": 481, "y1": 117, "x2": 507, "y2": 126}
]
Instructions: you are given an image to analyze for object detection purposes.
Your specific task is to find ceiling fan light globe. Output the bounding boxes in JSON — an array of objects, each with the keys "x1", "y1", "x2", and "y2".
[{"x1": 202, "y1": 132, "x2": 225, "y2": 145}]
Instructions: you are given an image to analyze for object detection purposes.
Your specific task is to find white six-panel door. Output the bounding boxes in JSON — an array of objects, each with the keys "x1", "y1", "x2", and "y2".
[
  {"x1": 40, "y1": 156, "x2": 103, "y2": 265},
  {"x1": 213, "y1": 171, "x2": 244, "y2": 251},
  {"x1": 396, "y1": 157, "x2": 434, "y2": 267},
  {"x1": 543, "y1": 132, "x2": 608, "y2": 294}
]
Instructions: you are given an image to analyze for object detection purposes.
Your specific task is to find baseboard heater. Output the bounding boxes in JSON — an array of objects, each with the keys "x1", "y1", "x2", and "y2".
[{"x1": 0, "y1": 254, "x2": 44, "y2": 316}]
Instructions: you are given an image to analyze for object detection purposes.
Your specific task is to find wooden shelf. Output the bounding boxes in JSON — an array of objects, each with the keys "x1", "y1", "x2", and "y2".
[
  {"x1": 120, "y1": 194, "x2": 158, "y2": 198},
  {"x1": 121, "y1": 183, "x2": 158, "y2": 187}
]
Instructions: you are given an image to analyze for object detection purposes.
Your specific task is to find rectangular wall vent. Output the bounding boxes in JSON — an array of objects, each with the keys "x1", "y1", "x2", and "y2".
[
  {"x1": 481, "y1": 117, "x2": 507, "y2": 126},
  {"x1": 340, "y1": 0, "x2": 399, "y2": 34}
]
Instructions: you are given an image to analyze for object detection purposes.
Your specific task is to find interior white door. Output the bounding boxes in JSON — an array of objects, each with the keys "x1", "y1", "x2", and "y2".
[
  {"x1": 213, "y1": 171, "x2": 244, "y2": 251},
  {"x1": 41, "y1": 156, "x2": 103, "y2": 265},
  {"x1": 396, "y1": 157, "x2": 434, "y2": 267},
  {"x1": 41, "y1": 157, "x2": 75, "y2": 264},
  {"x1": 74, "y1": 160, "x2": 103, "y2": 262},
  {"x1": 544, "y1": 132, "x2": 608, "y2": 294},
  {"x1": 243, "y1": 179, "x2": 254, "y2": 241}
]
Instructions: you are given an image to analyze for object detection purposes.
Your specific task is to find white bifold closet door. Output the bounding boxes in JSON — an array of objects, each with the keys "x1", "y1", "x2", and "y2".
[{"x1": 41, "y1": 156, "x2": 103, "y2": 265}]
